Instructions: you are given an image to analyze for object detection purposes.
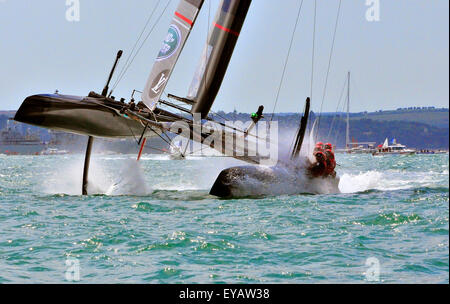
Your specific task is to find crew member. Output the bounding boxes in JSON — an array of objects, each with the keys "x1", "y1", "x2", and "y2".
[
  {"x1": 129, "y1": 99, "x2": 136, "y2": 111},
  {"x1": 309, "y1": 146, "x2": 328, "y2": 177},
  {"x1": 324, "y1": 143, "x2": 336, "y2": 177}
]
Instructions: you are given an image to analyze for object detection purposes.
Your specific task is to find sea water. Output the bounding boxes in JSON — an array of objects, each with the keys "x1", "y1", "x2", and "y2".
[{"x1": 0, "y1": 153, "x2": 448, "y2": 283}]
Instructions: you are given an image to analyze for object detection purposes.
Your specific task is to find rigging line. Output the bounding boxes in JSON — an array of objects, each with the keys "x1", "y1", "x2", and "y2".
[
  {"x1": 124, "y1": 116, "x2": 141, "y2": 145},
  {"x1": 349, "y1": 76, "x2": 366, "y2": 113},
  {"x1": 87, "y1": 98, "x2": 142, "y2": 144},
  {"x1": 327, "y1": 79, "x2": 347, "y2": 142},
  {"x1": 207, "y1": 111, "x2": 268, "y2": 142},
  {"x1": 310, "y1": 0, "x2": 317, "y2": 151},
  {"x1": 310, "y1": 0, "x2": 317, "y2": 101},
  {"x1": 148, "y1": 104, "x2": 174, "y2": 145},
  {"x1": 149, "y1": 105, "x2": 178, "y2": 149},
  {"x1": 333, "y1": 99, "x2": 347, "y2": 147},
  {"x1": 317, "y1": 0, "x2": 342, "y2": 133},
  {"x1": 327, "y1": 75, "x2": 348, "y2": 139},
  {"x1": 162, "y1": 128, "x2": 175, "y2": 147},
  {"x1": 144, "y1": 146, "x2": 171, "y2": 154},
  {"x1": 110, "y1": 0, "x2": 163, "y2": 95},
  {"x1": 209, "y1": 111, "x2": 228, "y2": 123},
  {"x1": 269, "y1": 0, "x2": 305, "y2": 123},
  {"x1": 111, "y1": 0, "x2": 173, "y2": 93},
  {"x1": 146, "y1": 123, "x2": 173, "y2": 147}
]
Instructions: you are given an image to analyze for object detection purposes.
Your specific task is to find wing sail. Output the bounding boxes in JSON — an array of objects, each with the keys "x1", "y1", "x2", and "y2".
[
  {"x1": 189, "y1": 0, "x2": 252, "y2": 119},
  {"x1": 142, "y1": 0, "x2": 204, "y2": 110}
]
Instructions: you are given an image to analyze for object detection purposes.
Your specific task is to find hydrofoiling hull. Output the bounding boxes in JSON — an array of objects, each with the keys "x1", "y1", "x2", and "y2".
[
  {"x1": 14, "y1": 94, "x2": 157, "y2": 138},
  {"x1": 210, "y1": 165, "x2": 341, "y2": 198}
]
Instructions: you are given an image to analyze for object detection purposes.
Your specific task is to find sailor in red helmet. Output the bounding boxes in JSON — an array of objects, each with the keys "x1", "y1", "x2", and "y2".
[
  {"x1": 309, "y1": 142, "x2": 328, "y2": 177},
  {"x1": 316, "y1": 142, "x2": 324, "y2": 151},
  {"x1": 324, "y1": 143, "x2": 336, "y2": 177}
]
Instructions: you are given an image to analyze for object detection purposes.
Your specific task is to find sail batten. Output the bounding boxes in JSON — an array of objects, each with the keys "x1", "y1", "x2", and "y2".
[
  {"x1": 189, "y1": 0, "x2": 252, "y2": 119},
  {"x1": 142, "y1": 0, "x2": 205, "y2": 111}
]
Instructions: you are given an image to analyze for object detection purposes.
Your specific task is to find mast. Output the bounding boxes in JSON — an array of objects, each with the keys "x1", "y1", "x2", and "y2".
[
  {"x1": 291, "y1": 98, "x2": 311, "y2": 160},
  {"x1": 189, "y1": 0, "x2": 252, "y2": 119},
  {"x1": 346, "y1": 71, "x2": 350, "y2": 151},
  {"x1": 102, "y1": 50, "x2": 123, "y2": 96},
  {"x1": 142, "y1": 0, "x2": 205, "y2": 110}
]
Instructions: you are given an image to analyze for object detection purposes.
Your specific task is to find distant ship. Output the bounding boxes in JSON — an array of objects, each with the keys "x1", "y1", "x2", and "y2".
[
  {"x1": 416, "y1": 149, "x2": 448, "y2": 155},
  {"x1": 0, "y1": 121, "x2": 47, "y2": 155},
  {"x1": 343, "y1": 142, "x2": 377, "y2": 154},
  {"x1": 372, "y1": 138, "x2": 416, "y2": 156},
  {"x1": 40, "y1": 148, "x2": 70, "y2": 155}
]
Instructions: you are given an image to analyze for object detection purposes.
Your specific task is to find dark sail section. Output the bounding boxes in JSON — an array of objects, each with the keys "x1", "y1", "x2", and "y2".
[
  {"x1": 189, "y1": 0, "x2": 252, "y2": 118},
  {"x1": 291, "y1": 98, "x2": 311, "y2": 160},
  {"x1": 142, "y1": 0, "x2": 204, "y2": 110}
]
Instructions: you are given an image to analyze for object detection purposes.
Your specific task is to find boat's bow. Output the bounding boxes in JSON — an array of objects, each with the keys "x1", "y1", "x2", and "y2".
[{"x1": 14, "y1": 93, "x2": 153, "y2": 138}]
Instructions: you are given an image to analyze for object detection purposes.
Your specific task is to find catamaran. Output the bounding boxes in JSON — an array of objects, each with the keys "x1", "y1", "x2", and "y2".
[{"x1": 14, "y1": 0, "x2": 340, "y2": 197}]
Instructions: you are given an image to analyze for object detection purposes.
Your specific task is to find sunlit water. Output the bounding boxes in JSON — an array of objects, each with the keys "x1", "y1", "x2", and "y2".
[{"x1": 0, "y1": 153, "x2": 448, "y2": 283}]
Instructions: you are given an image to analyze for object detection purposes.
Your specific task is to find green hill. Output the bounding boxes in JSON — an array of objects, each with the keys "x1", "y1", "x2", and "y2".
[
  {"x1": 315, "y1": 117, "x2": 448, "y2": 150},
  {"x1": 213, "y1": 108, "x2": 449, "y2": 149},
  {"x1": 351, "y1": 108, "x2": 448, "y2": 129}
]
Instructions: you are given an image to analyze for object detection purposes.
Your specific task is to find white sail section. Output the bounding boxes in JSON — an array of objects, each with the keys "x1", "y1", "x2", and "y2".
[{"x1": 142, "y1": 0, "x2": 204, "y2": 110}]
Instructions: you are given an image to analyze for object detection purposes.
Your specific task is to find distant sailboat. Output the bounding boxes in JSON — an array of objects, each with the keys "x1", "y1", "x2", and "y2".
[{"x1": 337, "y1": 71, "x2": 376, "y2": 154}]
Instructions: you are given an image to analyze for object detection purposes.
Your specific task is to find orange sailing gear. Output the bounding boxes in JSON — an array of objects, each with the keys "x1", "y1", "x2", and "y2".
[
  {"x1": 309, "y1": 151, "x2": 328, "y2": 177},
  {"x1": 324, "y1": 149, "x2": 336, "y2": 176}
]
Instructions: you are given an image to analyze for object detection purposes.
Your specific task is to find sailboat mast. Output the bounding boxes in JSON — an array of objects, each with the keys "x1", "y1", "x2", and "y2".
[{"x1": 346, "y1": 71, "x2": 350, "y2": 150}]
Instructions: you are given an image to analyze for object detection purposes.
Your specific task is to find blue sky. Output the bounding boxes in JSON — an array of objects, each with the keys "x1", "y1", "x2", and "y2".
[{"x1": 0, "y1": 0, "x2": 448, "y2": 113}]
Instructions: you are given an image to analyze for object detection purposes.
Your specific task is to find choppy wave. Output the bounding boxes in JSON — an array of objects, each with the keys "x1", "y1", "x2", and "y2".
[{"x1": 0, "y1": 153, "x2": 447, "y2": 283}]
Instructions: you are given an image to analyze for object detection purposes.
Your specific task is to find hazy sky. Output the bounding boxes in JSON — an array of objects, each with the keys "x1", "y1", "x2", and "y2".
[{"x1": 0, "y1": 0, "x2": 448, "y2": 113}]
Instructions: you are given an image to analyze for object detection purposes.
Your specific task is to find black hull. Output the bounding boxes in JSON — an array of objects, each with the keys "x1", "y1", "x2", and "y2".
[
  {"x1": 210, "y1": 165, "x2": 341, "y2": 198},
  {"x1": 14, "y1": 94, "x2": 155, "y2": 138}
]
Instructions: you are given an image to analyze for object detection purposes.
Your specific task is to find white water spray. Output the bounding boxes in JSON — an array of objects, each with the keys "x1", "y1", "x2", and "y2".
[{"x1": 43, "y1": 157, "x2": 151, "y2": 196}]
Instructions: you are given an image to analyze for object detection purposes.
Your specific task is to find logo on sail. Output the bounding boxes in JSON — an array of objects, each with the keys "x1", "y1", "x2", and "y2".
[
  {"x1": 149, "y1": 69, "x2": 170, "y2": 98},
  {"x1": 157, "y1": 24, "x2": 182, "y2": 61}
]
